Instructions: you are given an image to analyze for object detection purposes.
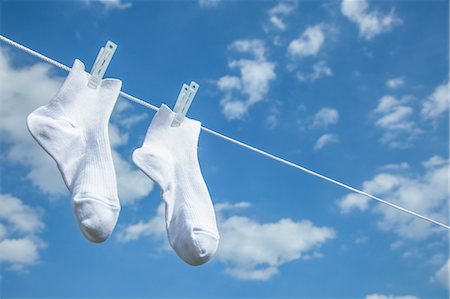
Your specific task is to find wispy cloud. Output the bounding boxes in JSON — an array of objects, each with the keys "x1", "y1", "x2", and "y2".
[
  {"x1": 338, "y1": 155, "x2": 449, "y2": 240},
  {"x1": 429, "y1": 258, "x2": 449, "y2": 290},
  {"x1": 198, "y1": 0, "x2": 221, "y2": 8},
  {"x1": 421, "y1": 81, "x2": 449, "y2": 120},
  {"x1": 270, "y1": 16, "x2": 287, "y2": 31},
  {"x1": 265, "y1": 105, "x2": 281, "y2": 129},
  {"x1": 341, "y1": 0, "x2": 401, "y2": 40},
  {"x1": 297, "y1": 60, "x2": 333, "y2": 82},
  {"x1": 229, "y1": 39, "x2": 267, "y2": 61},
  {"x1": 111, "y1": 101, "x2": 148, "y2": 129},
  {"x1": 116, "y1": 203, "x2": 166, "y2": 243},
  {"x1": 269, "y1": 1, "x2": 297, "y2": 16},
  {"x1": 83, "y1": 0, "x2": 132, "y2": 10},
  {"x1": 118, "y1": 201, "x2": 335, "y2": 281},
  {"x1": 379, "y1": 162, "x2": 410, "y2": 171},
  {"x1": 386, "y1": 77, "x2": 405, "y2": 89},
  {"x1": 217, "y1": 39, "x2": 276, "y2": 120},
  {"x1": 314, "y1": 133, "x2": 339, "y2": 151},
  {"x1": 312, "y1": 107, "x2": 339, "y2": 128},
  {"x1": 0, "y1": 194, "x2": 45, "y2": 272},
  {"x1": 266, "y1": 1, "x2": 297, "y2": 31},
  {"x1": 373, "y1": 95, "x2": 421, "y2": 148}
]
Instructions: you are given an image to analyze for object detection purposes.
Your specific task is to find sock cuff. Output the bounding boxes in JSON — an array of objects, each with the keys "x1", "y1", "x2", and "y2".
[
  {"x1": 157, "y1": 104, "x2": 201, "y2": 128},
  {"x1": 55, "y1": 59, "x2": 122, "y2": 104},
  {"x1": 143, "y1": 104, "x2": 202, "y2": 146}
]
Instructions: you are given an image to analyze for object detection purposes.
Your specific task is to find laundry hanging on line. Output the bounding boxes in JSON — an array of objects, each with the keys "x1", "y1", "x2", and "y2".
[
  {"x1": 1, "y1": 34, "x2": 448, "y2": 233},
  {"x1": 27, "y1": 59, "x2": 220, "y2": 265}
]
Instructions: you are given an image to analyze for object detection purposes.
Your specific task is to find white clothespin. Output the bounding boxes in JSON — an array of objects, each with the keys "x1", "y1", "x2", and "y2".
[
  {"x1": 88, "y1": 40, "x2": 117, "y2": 89},
  {"x1": 171, "y1": 81, "x2": 199, "y2": 127}
]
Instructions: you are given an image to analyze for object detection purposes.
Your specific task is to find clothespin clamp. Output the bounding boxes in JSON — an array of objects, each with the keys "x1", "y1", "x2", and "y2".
[
  {"x1": 171, "y1": 81, "x2": 199, "y2": 127},
  {"x1": 88, "y1": 40, "x2": 117, "y2": 89}
]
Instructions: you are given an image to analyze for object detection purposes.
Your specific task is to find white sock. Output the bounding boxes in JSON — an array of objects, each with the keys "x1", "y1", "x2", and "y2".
[
  {"x1": 133, "y1": 104, "x2": 219, "y2": 265},
  {"x1": 27, "y1": 59, "x2": 121, "y2": 243}
]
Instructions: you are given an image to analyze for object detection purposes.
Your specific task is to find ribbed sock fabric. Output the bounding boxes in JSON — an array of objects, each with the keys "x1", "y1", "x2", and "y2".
[
  {"x1": 27, "y1": 59, "x2": 121, "y2": 243},
  {"x1": 133, "y1": 104, "x2": 219, "y2": 265}
]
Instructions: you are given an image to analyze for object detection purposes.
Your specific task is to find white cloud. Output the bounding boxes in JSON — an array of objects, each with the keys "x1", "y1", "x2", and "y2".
[
  {"x1": 269, "y1": 1, "x2": 297, "y2": 16},
  {"x1": 365, "y1": 294, "x2": 419, "y2": 299},
  {"x1": 386, "y1": 77, "x2": 405, "y2": 89},
  {"x1": 83, "y1": 0, "x2": 132, "y2": 10},
  {"x1": 98, "y1": 0, "x2": 131, "y2": 9},
  {"x1": 113, "y1": 100, "x2": 133, "y2": 114},
  {"x1": 430, "y1": 259, "x2": 449, "y2": 289},
  {"x1": 421, "y1": 82, "x2": 449, "y2": 120},
  {"x1": 297, "y1": 60, "x2": 333, "y2": 82},
  {"x1": 221, "y1": 100, "x2": 249, "y2": 120},
  {"x1": 109, "y1": 123, "x2": 129, "y2": 147},
  {"x1": 0, "y1": 238, "x2": 40, "y2": 266},
  {"x1": 109, "y1": 107, "x2": 154, "y2": 205},
  {"x1": 288, "y1": 25, "x2": 325, "y2": 58},
  {"x1": 355, "y1": 236, "x2": 368, "y2": 244},
  {"x1": 426, "y1": 251, "x2": 446, "y2": 267},
  {"x1": 377, "y1": 106, "x2": 412, "y2": 127},
  {"x1": 116, "y1": 203, "x2": 166, "y2": 243},
  {"x1": 0, "y1": 224, "x2": 7, "y2": 240},
  {"x1": 270, "y1": 16, "x2": 287, "y2": 31},
  {"x1": 228, "y1": 60, "x2": 275, "y2": 103},
  {"x1": 215, "y1": 201, "x2": 252, "y2": 212},
  {"x1": 0, "y1": 49, "x2": 152, "y2": 204},
  {"x1": 312, "y1": 107, "x2": 339, "y2": 128},
  {"x1": 216, "y1": 202, "x2": 335, "y2": 280},
  {"x1": 217, "y1": 75, "x2": 242, "y2": 91},
  {"x1": 0, "y1": 194, "x2": 45, "y2": 272},
  {"x1": 198, "y1": 0, "x2": 221, "y2": 8},
  {"x1": 112, "y1": 150, "x2": 153, "y2": 205},
  {"x1": 0, "y1": 194, "x2": 44, "y2": 234},
  {"x1": 341, "y1": 0, "x2": 401, "y2": 40},
  {"x1": 267, "y1": 2, "x2": 297, "y2": 31},
  {"x1": 314, "y1": 133, "x2": 339, "y2": 151},
  {"x1": 217, "y1": 40, "x2": 276, "y2": 120},
  {"x1": 390, "y1": 240, "x2": 403, "y2": 250},
  {"x1": 0, "y1": 49, "x2": 67, "y2": 195},
  {"x1": 338, "y1": 155, "x2": 449, "y2": 240},
  {"x1": 0, "y1": 238, "x2": 39, "y2": 271},
  {"x1": 118, "y1": 201, "x2": 335, "y2": 281},
  {"x1": 266, "y1": 105, "x2": 280, "y2": 129},
  {"x1": 116, "y1": 113, "x2": 148, "y2": 129},
  {"x1": 422, "y1": 155, "x2": 447, "y2": 168},
  {"x1": 229, "y1": 39, "x2": 267, "y2": 61},
  {"x1": 339, "y1": 193, "x2": 369, "y2": 213},
  {"x1": 309, "y1": 60, "x2": 333, "y2": 80},
  {"x1": 380, "y1": 162, "x2": 410, "y2": 171},
  {"x1": 110, "y1": 99, "x2": 148, "y2": 129},
  {"x1": 375, "y1": 95, "x2": 400, "y2": 112},
  {"x1": 373, "y1": 95, "x2": 421, "y2": 148}
]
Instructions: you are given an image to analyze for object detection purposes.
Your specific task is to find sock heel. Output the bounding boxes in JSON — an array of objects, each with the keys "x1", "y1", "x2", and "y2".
[
  {"x1": 132, "y1": 147, "x2": 175, "y2": 191},
  {"x1": 27, "y1": 108, "x2": 85, "y2": 187}
]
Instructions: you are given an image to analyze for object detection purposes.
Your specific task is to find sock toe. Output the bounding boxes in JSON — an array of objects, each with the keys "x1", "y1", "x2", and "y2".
[
  {"x1": 175, "y1": 230, "x2": 219, "y2": 266},
  {"x1": 193, "y1": 230, "x2": 219, "y2": 264},
  {"x1": 72, "y1": 196, "x2": 120, "y2": 243}
]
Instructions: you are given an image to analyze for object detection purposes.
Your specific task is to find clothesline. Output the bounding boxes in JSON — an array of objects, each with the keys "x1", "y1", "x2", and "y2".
[{"x1": 1, "y1": 34, "x2": 448, "y2": 231}]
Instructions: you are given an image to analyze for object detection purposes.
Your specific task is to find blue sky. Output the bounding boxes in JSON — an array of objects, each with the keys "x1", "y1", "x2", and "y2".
[{"x1": 0, "y1": 0, "x2": 449, "y2": 298}]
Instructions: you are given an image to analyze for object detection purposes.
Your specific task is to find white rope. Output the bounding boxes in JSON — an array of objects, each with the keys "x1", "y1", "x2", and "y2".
[{"x1": 1, "y1": 34, "x2": 448, "y2": 231}]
